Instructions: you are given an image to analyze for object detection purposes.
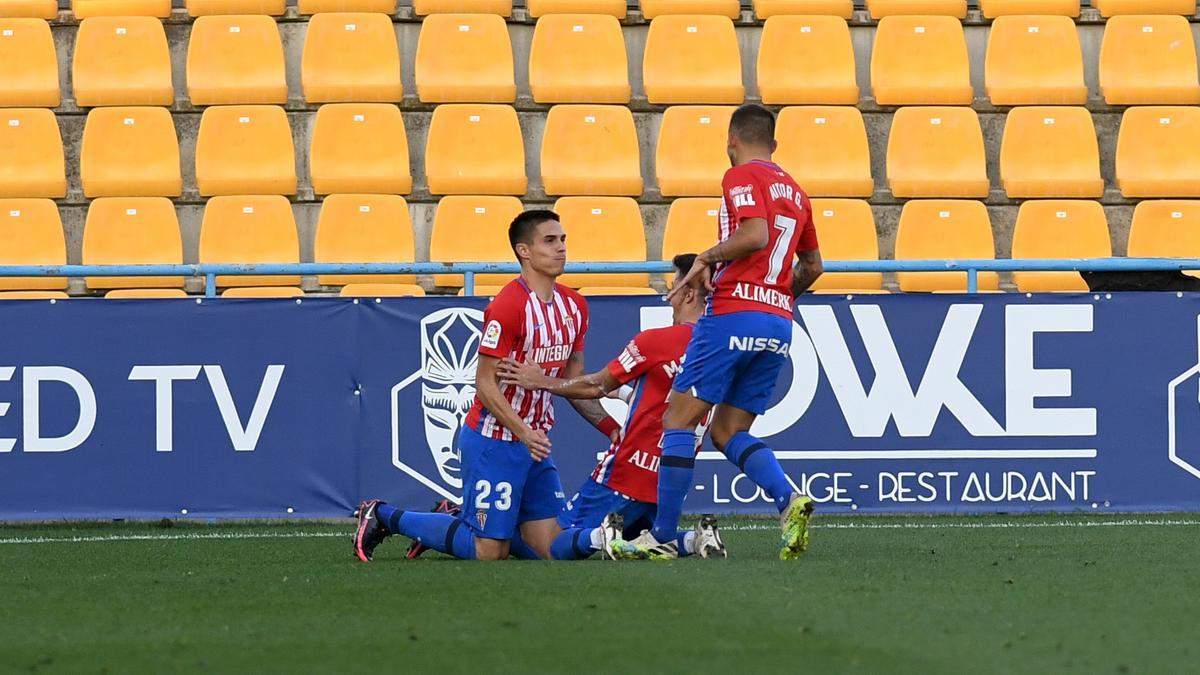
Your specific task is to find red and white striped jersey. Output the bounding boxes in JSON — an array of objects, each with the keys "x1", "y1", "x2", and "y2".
[{"x1": 465, "y1": 277, "x2": 589, "y2": 441}]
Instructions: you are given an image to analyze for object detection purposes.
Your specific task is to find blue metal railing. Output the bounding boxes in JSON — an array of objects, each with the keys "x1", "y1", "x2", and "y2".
[{"x1": 0, "y1": 258, "x2": 1197, "y2": 297}]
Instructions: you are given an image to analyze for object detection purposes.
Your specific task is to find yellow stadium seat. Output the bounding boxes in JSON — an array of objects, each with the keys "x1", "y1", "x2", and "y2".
[
  {"x1": 195, "y1": 105, "x2": 296, "y2": 196},
  {"x1": 984, "y1": 15, "x2": 1087, "y2": 106},
  {"x1": 656, "y1": 105, "x2": 735, "y2": 197},
  {"x1": 309, "y1": 103, "x2": 410, "y2": 195},
  {"x1": 429, "y1": 195, "x2": 523, "y2": 287},
  {"x1": 105, "y1": 288, "x2": 188, "y2": 298},
  {"x1": 186, "y1": 15, "x2": 287, "y2": 106},
  {"x1": 639, "y1": 0, "x2": 739, "y2": 18},
  {"x1": 866, "y1": 0, "x2": 966, "y2": 17},
  {"x1": 758, "y1": 16, "x2": 858, "y2": 105},
  {"x1": 979, "y1": 0, "x2": 1078, "y2": 16},
  {"x1": 186, "y1": 0, "x2": 286, "y2": 15},
  {"x1": 72, "y1": 0, "x2": 170, "y2": 18},
  {"x1": 1128, "y1": 201, "x2": 1200, "y2": 273},
  {"x1": 81, "y1": 197, "x2": 184, "y2": 290},
  {"x1": 894, "y1": 200, "x2": 998, "y2": 292},
  {"x1": 775, "y1": 106, "x2": 872, "y2": 198},
  {"x1": 0, "y1": 108, "x2": 65, "y2": 198},
  {"x1": 871, "y1": 16, "x2": 972, "y2": 106},
  {"x1": 301, "y1": 13, "x2": 401, "y2": 104},
  {"x1": 340, "y1": 283, "x2": 425, "y2": 297},
  {"x1": 553, "y1": 197, "x2": 649, "y2": 288},
  {"x1": 527, "y1": 0, "x2": 625, "y2": 17},
  {"x1": 999, "y1": 107, "x2": 1102, "y2": 199},
  {"x1": 541, "y1": 105, "x2": 642, "y2": 196},
  {"x1": 425, "y1": 104, "x2": 525, "y2": 195},
  {"x1": 457, "y1": 285, "x2": 507, "y2": 296},
  {"x1": 415, "y1": 14, "x2": 515, "y2": 103},
  {"x1": 0, "y1": 19, "x2": 58, "y2": 107},
  {"x1": 73, "y1": 17, "x2": 173, "y2": 107},
  {"x1": 578, "y1": 287, "x2": 659, "y2": 295},
  {"x1": 0, "y1": 198, "x2": 64, "y2": 290},
  {"x1": 0, "y1": 1, "x2": 57, "y2": 19},
  {"x1": 222, "y1": 287, "x2": 304, "y2": 297},
  {"x1": 1099, "y1": 16, "x2": 1200, "y2": 105},
  {"x1": 314, "y1": 194, "x2": 416, "y2": 285},
  {"x1": 1116, "y1": 106, "x2": 1200, "y2": 198},
  {"x1": 200, "y1": 195, "x2": 300, "y2": 288},
  {"x1": 81, "y1": 107, "x2": 181, "y2": 198},
  {"x1": 661, "y1": 197, "x2": 719, "y2": 264},
  {"x1": 0, "y1": 290, "x2": 68, "y2": 299},
  {"x1": 886, "y1": 106, "x2": 988, "y2": 199},
  {"x1": 808, "y1": 198, "x2": 882, "y2": 292},
  {"x1": 1011, "y1": 200, "x2": 1111, "y2": 292},
  {"x1": 529, "y1": 15, "x2": 630, "y2": 104},
  {"x1": 413, "y1": 0, "x2": 511, "y2": 15},
  {"x1": 1093, "y1": 0, "x2": 1194, "y2": 16},
  {"x1": 753, "y1": 0, "x2": 853, "y2": 19},
  {"x1": 643, "y1": 16, "x2": 743, "y2": 105},
  {"x1": 298, "y1": 0, "x2": 395, "y2": 12}
]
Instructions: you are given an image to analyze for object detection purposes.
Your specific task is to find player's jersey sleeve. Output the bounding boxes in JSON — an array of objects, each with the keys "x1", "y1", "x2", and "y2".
[
  {"x1": 723, "y1": 166, "x2": 769, "y2": 224},
  {"x1": 570, "y1": 292, "x2": 589, "y2": 353},
  {"x1": 478, "y1": 293, "x2": 523, "y2": 359},
  {"x1": 796, "y1": 190, "x2": 819, "y2": 253},
  {"x1": 605, "y1": 328, "x2": 667, "y2": 386}
]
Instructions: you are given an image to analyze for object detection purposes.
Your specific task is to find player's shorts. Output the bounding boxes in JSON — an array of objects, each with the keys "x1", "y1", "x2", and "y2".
[
  {"x1": 673, "y1": 310, "x2": 792, "y2": 415},
  {"x1": 557, "y1": 478, "x2": 656, "y2": 540},
  {"x1": 458, "y1": 426, "x2": 566, "y2": 540}
]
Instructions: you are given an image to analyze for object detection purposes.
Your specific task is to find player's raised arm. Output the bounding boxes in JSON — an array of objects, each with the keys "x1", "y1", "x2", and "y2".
[
  {"x1": 497, "y1": 357, "x2": 620, "y2": 400},
  {"x1": 474, "y1": 354, "x2": 552, "y2": 459}
]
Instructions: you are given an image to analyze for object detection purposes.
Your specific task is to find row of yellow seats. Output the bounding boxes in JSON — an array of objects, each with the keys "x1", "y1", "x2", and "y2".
[
  {"x1": 0, "y1": 0, "x2": 1190, "y2": 20},
  {"x1": 7, "y1": 12, "x2": 1200, "y2": 109}
]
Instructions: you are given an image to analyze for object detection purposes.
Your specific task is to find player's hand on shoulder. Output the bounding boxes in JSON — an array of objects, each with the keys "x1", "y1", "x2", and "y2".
[
  {"x1": 498, "y1": 357, "x2": 543, "y2": 390},
  {"x1": 521, "y1": 427, "x2": 552, "y2": 461}
]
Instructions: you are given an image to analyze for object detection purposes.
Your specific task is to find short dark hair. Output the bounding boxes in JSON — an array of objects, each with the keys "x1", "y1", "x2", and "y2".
[
  {"x1": 672, "y1": 253, "x2": 697, "y2": 277},
  {"x1": 508, "y1": 209, "x2": 560, "y2": 256},
  {"x1": 729, "y1": 104, "x2": 776, "y2": 147}
]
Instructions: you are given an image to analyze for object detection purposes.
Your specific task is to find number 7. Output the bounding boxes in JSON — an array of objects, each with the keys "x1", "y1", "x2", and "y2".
[{"x1": 765, "y1": 215, "x2": 797, "y2": 285}]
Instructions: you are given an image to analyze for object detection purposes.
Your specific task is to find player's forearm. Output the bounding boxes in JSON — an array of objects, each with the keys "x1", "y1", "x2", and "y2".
[
  {"x1": 476, "y1": 375, "x2": 532, "y2": 437},
  {"x1": 791, "y1": 251, "x2": 824, "y2": 296},
  {"x1": 568, "y1": 397, "x2": 611, "y2": 429},
  {"x1": 536, "y1": 371, "x2": 611, "y2": 400},
  {"x1": 699, "y1": 221, "x2": 769, "y2": 264}
]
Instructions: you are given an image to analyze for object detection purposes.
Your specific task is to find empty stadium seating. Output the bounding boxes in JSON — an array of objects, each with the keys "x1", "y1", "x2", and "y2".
[
  {"x1": 984, "y1": 15, "x2": 1087, "y2": 105},
  {"x1": 541, "y1": 105, "x2": 642, "y2": 196},
  {"x1": 1127, "y1": 201, "x2": 1200, "y2": 263},
  {"x1": 1116, "y1": 106, "x2": 1200, "y2": 198},
  {"x1": 1092, "y1": 0, "x2": 1194, "y2": 17},
  {"x1": 425, "y1": 104, "x2": 525, "y2": 195},
  {"x1": 757, "y1": 16, "x2": 858, "y2": 105},
  {"x1": 429, "y1": 196, "x2": 523, "y2": 287},
  {"x1": 554, "y1": 196, "x2": 650, "y2": 288},
  {"x1": 643, "y1": 16, "x2": 743, "y2": 105},
  {"x1": 808, "y1": 198, "x2": 883, "y2": 292},
  {"x1": 867, "y1": 0, "x2": 967, "y2": 19},
  {"x1": 978, "y1": 0, "x2": 1079, "y2": 16},
  {"x1": 894, "y1": 200, "x2": 999, "y2": 292},
  {"x1": 0, "y1": 0, "x2": 57, "y2": 19},
  {"x1": 1099, "y1": 15, "x2": 1200, "y2": 105},
  {"x1": 72, "y1": 17, "x2": 173, "y2": 107},
  {"x1": 301, "y1": 13, "x2": 403, "y2": 104},
  {"x1": 81, "y1": 197, "x2": 184, "y2": 290},
  {"x1": 640, "y1": 0, "x2": 740, "y2": 18},
  {"x1": 314, "y1": 194, "x2": 416, "y2": 286},
  {"x1": 415, "y1": 14, "x2": 515, "y2": 103},
  {"x1": 72, "y1": 0, "x2": 171, "y2": 18},
  {"x1": 199, "y1": 195, "x2": 300, "y2": 288},
  {"x1": 871, "y1": 16, "x2": 972, "y2": 105},
  {"x1": 887, "y1": 106, "x2": 988, "y2": 199},
  {"x1": 577, "y1": 287, "x2": 659, "y2": 295},
  {"x1": 661, "y1": 197, "x2": 719, "y2": 282},
  {"x1": 529, "y1": 15, "x2": 630, "y2": 104},
  {"x1": 526, "y1": 0, "x2": 626, "y2": 17},
  {"x1": 0, "y1": 198, "x2": 65, "y2": 291},
  {"x1": 340, "y1": 283, "x2": 426, "y2": 297},
  {"x1": 186, "y1": 0, "x2": 287, "y2": 16},
  {"x1": 775, "y1": 106, "x2": 873, "y2": 198},
  {"x1": 1011, "y1": 200, "x2": 1111, "y2": 292},
  {"x1": 309, "y1": 103, "x2": 411, "y2": 195},
  {"x1": 105, "y1": 289, "x2": 188, "y2": 298},
  {"x1": 195, "y1": 105, "x2": 296, "y2": 197},
  {"x1": 222, "y1": 287, "x2": 304, "y2": 297},
  {"x1": 81, "y1": 107, "x2": 181, "y2": 198},
  {"x1": 412, "y1": 0, "x2": 511, "y2": 15},
  {"x1": 186, "y1": 15, "x2": 287, "y2": 106},
  {"x1": 656, "y1": 105, "x2": 735, "y2": 197},
  {"x1": 0, "y1": 19, "x2": 58, "y2": 107},
  {"x1": 753, "y1": 0, "x2": 853, "y2": 19},
  {"x1": 999, "y1": 107, "x2": 1102, "y2": 199},
  {"x1": 0, "y1": 108, "x2": 65, "y2": 199},
  {"x1": 298, "y1": 0, "x2": 396, "y2": 13}
]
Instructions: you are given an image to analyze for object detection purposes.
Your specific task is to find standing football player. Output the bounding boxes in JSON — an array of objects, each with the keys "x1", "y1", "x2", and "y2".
[
  {"x1": 628, "y1": 104, "x2": 825, "y2": 561},
  {"x1": 352, "y1": 210, "x2": 621, "y2": 562}
]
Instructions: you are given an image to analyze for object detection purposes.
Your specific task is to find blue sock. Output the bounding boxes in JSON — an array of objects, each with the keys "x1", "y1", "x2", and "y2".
[
  {"x1": 508, "y1": 533, "x2": 542, "y2": 560},
  {"x1": 650, "y1": 428, "x2": 697, "y2": 543},
  {"x1": 723, "y1": 431, "x2": 795, "y2": 513},
  {"x1": 675, "y1": 531, "x2": 692, "y2": 558},
  {"x1": 385, "y1": 508, "x2": 476, "y2": 560},
  {"x1": 550, "y1": 528, "x2": 596, "y2": 560}
]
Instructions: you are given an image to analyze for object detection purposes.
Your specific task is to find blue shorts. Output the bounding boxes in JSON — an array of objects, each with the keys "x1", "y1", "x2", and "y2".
[
  {"x1": 557, "y1": 478, "x2": 656, "y2": 540},
  {"x1": 458, "y1": 426, "x2": 566, "y2": 540},
  {"x1": 673, "y1": 310, "x2": 792, "y2": 415}
]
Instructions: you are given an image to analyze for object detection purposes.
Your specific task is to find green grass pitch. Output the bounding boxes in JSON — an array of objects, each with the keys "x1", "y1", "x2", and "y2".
[{"x1": 2, "y1": 514, "x2": 1198, "y2": 674}]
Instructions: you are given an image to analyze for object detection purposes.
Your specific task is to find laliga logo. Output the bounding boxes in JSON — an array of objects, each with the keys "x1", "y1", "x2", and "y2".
[
  {"x1": 391, "y1": 307, "x2": 482, "y2": 502},
  {"x1": 1167, "y1": 315, "x2": 1200, "y2": 480}
]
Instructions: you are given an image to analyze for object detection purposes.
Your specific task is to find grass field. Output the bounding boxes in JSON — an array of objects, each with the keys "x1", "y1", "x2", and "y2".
[{"x1": 3, "y1": 514, "x2": 1199, "y2": 674}]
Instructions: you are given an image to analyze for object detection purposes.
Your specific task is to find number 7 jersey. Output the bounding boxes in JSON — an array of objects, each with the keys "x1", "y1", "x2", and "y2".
[{"x1": 711, "y1": 159, "x2": 818, "y2": 319}]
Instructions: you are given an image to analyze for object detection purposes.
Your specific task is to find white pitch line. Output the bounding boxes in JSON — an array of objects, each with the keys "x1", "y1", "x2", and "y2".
[
  {"x1": 2, "y1": 518, "x2": 1200, "y2": 545},
  {"x1": 697, "y1": 449, "x2": 1098, "y2": 460}
]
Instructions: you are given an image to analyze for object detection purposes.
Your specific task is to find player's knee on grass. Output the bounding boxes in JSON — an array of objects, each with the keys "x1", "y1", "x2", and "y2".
[
  {"x1": 518, "y1": 518, "x2": 562, "y2": 560},
  {"x1": 475, "y1": 537, "x2": 510, "y2": 560}
]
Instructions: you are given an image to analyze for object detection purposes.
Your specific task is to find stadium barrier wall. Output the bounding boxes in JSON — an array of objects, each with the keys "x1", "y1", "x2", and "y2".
[{"x1": 3, "y1": 289, "x2": 1200, "y2": 519}]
